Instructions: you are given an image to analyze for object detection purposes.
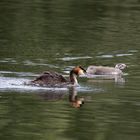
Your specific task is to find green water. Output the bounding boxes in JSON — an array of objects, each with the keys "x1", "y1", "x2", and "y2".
[{"x1": 0, "y1": 0, "x2": 140, "y2": 140}]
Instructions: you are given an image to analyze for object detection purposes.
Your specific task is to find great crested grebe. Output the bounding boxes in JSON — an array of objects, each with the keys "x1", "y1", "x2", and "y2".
[
  {"x1": 29, "y1": 66, "x2": 86, "y2": 87},
  {"x1": 86, "y1": 63, "x2": 127, "y2": 75}
]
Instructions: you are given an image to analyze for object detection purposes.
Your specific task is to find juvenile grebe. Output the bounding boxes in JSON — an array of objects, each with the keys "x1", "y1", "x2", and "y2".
[
  {"x1": 86, "y1": 63, "x2": 126, "y2": 75},
  {"x1": 29, "y1": 66, "x2": 86, "y2": 87}
]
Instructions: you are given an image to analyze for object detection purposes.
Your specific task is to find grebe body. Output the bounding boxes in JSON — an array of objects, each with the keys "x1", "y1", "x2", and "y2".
[
  {"x1": 86, "y1": 63, "x2": 126, "y2": 75},
  {"x1": 29, "y1": 66, "x2": 86, "y2": 87}
]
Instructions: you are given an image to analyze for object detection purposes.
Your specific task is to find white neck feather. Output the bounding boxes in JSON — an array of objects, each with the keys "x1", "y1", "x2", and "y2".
[{"x1": 70, "y1": 72, "x2": 79, "y2": 86}]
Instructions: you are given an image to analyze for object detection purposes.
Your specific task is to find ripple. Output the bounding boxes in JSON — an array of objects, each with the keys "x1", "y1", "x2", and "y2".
[
  {"x1": 96, "y1": 55, "x2": 114, "y2": 58},
  {"x1": 0, "y1": 77, "x2": 97, "y2": 93},
  {"x1": 0, "y1": 58, "x2": 17, "y2": 64},
  {"x1": 128, "y1": 50, "x2": 138, "y2": 53},
  {"x1": 0, "y1": 58, "x2": 59, "y2": 69},
  {"x1": 116, "y1": 53, "x2": 133, "y2": 57},
  {"x1": 0, "y1": 77, "x2": 68, "y2": 93},
  {"x1": 97, "y1": 53, "x2": 134, "y2": 58},
  {"x1": 23, "y1": 60, "x2": 58, "y2": 68},
  {"x1": 58, "y1": 56, "x2": 92, "y2": 61},
  {"x1": 76, "y1": 86, "x2": 104, "y2": 93},
  {"x1": 0, "y1": 71, "x2": 38, "y2": 77}
]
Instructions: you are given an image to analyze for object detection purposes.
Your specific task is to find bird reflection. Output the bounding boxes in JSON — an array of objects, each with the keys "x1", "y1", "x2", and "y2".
[
  {"x1": 37, "y1": 87, "x2": 85, "y2": 108},
  {"x1": 69, "y1": 87, "x2": 85, "y2": 108},
  {"x1": 86, "y1": 74, "x2": 125, "y2": 84}
]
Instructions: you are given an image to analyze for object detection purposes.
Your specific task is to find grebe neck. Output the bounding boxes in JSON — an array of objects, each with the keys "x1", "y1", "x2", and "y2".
[{"x1": 70, "y1": 70, "x2": 78, "y2": 86}]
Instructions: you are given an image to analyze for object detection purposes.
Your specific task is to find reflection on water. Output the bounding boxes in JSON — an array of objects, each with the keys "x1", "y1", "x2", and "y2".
[
  {"x1": 69, "y1": 87, "x2": 85, "y2": 108},
  {"x1": 0, "y1": 0, "x2": 140, "y2": 139},
  {"x1": 35, "y1": 87, "x2": 86, "y2": 108},
  {"x1": 86, "y1": 74, "x2": 126, "y2": 84}
]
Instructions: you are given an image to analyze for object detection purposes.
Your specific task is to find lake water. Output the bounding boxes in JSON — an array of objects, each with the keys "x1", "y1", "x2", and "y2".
[{"x1": 0, "y1": 0, "x2": 140, "y2": 140}]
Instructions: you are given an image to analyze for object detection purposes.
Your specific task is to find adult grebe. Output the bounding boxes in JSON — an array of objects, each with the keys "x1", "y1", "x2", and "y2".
[
  {"x1": 86, "y1": 63, "x2": 126, "y2": 75},
  {"x1": 29, "y1": 66, "x2": 86, "y2": 87}
]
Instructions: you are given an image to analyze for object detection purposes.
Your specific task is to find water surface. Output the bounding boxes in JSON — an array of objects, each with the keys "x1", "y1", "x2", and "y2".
[{"x1": 0, "y1": 0, "x2": 140, "y2": 140}]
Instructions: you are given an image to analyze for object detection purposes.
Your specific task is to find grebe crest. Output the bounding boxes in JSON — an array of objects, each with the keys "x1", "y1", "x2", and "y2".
[{"x1": 30, "y1": 66, "x2": 86, "y2": 87}]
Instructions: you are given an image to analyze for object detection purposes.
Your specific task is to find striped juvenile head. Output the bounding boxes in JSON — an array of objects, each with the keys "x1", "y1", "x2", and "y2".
[{"x1": 115, "y1": 63, "x2": 127, "y2": 70}]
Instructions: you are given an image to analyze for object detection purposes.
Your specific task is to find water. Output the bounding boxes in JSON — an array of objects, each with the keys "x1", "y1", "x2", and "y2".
[{"x1": 0, "y1": 0, "x2": 140, "y2": 140}]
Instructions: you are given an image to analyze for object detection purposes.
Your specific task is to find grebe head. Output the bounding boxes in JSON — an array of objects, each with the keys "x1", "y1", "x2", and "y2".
[
  {"x1": 115, "y1": 63, "x2": 127, "y2": 70},
  {"x1": 72, "y1": 66, "x2": 86, "y2": 76},
  {"x1": 70, "y1": 66, "x2": 86, "y2": 85}
]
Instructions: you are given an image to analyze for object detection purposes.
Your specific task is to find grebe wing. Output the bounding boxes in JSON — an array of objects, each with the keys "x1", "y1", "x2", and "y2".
[{"x1": 32, "y1": 71, "x2": 67, "y2": 85}]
